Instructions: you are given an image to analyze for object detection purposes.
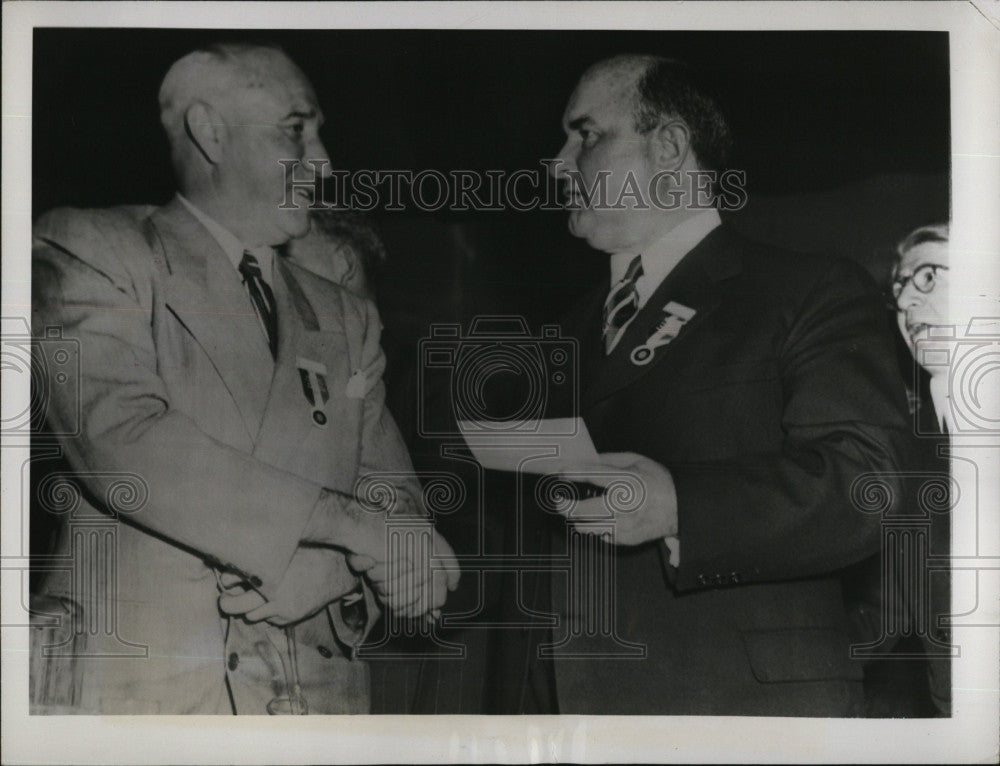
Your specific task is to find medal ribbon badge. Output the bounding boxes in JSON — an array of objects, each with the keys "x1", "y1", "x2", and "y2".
[
  {"x1": 629, "y1": 301, "x2": 697, "y2": 366},
  {"x1": 297, "y1": 357, "x2": 331, "y2": 427}
]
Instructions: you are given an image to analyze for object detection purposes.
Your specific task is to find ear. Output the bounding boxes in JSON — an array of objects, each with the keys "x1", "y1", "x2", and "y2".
[
  {"x1": 183, "y1": 101, "x2": 226, "y2": 165},
  {"x1": 650, "y1": 120, "x2": 691, "y2": 171}
]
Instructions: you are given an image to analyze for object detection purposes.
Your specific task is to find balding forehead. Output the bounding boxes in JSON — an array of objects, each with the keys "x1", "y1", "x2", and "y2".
[
  {"x1": 159, "y1": 46, "x2": 309, "y2": 116},
  {"x1": 580, "y1": 55, "x2": 650, "y2": 90}
]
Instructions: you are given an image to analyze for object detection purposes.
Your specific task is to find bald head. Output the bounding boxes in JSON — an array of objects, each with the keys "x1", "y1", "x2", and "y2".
[{"x1": 159, "y1": 44, "x2": 309, "y2": 149}]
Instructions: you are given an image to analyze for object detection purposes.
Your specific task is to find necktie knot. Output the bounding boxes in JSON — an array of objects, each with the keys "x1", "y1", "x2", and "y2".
[
  {"x1": 239, "y1": 250, "x2": 278, "y2": 359},
  {"x1": 239, "y1": 251, "x2": 263, "y2": 281},
  {"x1": 622, "y1": 254, "x2": 643, "y2": 284}
]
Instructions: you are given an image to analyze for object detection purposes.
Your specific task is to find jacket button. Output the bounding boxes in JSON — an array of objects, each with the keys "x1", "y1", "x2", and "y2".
[
  {"x1": 317, "y1": 645, "x2": 333, "y2": 659},
  {"x1": 730, "y1": 572, "x2": 741, "y2": 585},
  {"x1": 227, "y1": 652, "x2": 239, "y2": 671},
  {"x1": 249, "y1": 575, "x2": 263, "y2": 588},
  {"x1": 696, "y1": 574, "x2": 708, "y2": 587},
  {"x1": 713, "y1": 573, "x2": 725, "y2": 586}
]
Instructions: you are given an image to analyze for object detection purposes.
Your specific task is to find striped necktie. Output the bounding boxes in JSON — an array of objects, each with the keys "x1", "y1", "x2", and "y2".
[
  {"x1": 602, "y1": 255, "x2": 643, "y2": 354},
  {"x1": 239, "y1": 250, "x2": 278, "y2": 359}
]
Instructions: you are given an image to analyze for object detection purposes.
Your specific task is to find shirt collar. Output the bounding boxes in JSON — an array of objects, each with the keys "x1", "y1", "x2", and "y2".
[
  {"x1": 177, "y1": 194, "x2": 273, "y2": 284},
  {"x1": 609, "y1": 208, "x2": 722, "y2": 307}
]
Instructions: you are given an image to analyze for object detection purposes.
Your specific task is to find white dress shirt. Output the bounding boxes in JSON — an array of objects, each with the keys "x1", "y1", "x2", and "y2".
[
  {"x1": 608, "y1": 208, "x2": 722, "y2": 305},
  {"x1": 177, "y1": 194, "x2": 275, "y2": 284},
  {"x1": 177, "y1": 195, "x2": 276, "y2": 346}
]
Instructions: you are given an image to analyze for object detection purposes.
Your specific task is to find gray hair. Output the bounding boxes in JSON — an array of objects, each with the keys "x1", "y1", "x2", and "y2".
[
  {"x1": 158, "y1": 42, "x2": 288, "y2": 152},
  {"x1": 897, "y1": 222, "x2": 950, "y2": 259}
]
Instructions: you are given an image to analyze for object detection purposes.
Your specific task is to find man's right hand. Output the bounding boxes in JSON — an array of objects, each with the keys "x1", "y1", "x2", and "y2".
[
  {"x1": 347, "y1": 524, "x2": 459, "y2": 619},
  {"x1": 302, "y1": 491, "x2": 460, "y2": 619}
]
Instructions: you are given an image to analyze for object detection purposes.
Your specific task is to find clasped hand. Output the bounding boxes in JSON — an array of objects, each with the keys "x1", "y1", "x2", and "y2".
[{"x1": 346, "y1": 519, "x2": 460, "y2": 621}]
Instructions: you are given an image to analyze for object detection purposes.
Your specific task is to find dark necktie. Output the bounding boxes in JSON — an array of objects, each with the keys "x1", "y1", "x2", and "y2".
[
  {"x1": 239, "y1": 251, "x2": 278, "y2": 359},
  {"x1": 602, "y1": 255, "x2": 644, "y2": 354}
]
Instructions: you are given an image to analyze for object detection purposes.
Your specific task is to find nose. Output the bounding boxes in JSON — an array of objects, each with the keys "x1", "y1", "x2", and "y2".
[
  {"x1": 549, "y1": 137, "x2": 577, "y2": 181},
  {"x1": 895, "y1": 282, "x2": 924, "y2": 312},
  {"x1": 304, "y1": 134, "x2": 333, "y2": 179}
]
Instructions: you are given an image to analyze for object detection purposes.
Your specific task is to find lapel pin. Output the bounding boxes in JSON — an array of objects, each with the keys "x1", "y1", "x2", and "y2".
[
  {"x1": 345, "y1": 369, "x2": 368, "y2": 399},
  {"x1": 629, "y1": 301, "x2": 696, "y2": 366}
]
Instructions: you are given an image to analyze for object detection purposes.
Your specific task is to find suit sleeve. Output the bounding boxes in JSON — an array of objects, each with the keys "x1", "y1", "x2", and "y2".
[
  {"x1": 324, "y1": 292, "x2": 431, "y2": 642},
  {"x1": 32, "y1": 208, "x2": 322, "y2": 593},
  {"x1": 668, "y1": 258, "x2": 913, "y2": 592}
]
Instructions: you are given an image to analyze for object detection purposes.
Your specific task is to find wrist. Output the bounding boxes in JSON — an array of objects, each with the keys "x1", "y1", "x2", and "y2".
[{"x1": 303, "y1": 490, "x2": 366, "y2": 548}]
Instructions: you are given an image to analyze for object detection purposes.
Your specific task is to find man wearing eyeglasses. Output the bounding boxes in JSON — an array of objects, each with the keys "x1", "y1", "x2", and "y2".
[
  {"x1": 893, "y1": 223, "x2": 952, "y2": 715},
  {"x1": 892, "y1": 223, "x2": 951, "y2": 430},
  {"x1": 31, "y1": 42, "x2": 458, "y2": 715}
]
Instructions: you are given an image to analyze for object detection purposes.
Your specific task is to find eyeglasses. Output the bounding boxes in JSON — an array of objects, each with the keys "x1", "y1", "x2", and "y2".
[{"x1": 891, "y1": 263, "x2": 949, "y2": 299}]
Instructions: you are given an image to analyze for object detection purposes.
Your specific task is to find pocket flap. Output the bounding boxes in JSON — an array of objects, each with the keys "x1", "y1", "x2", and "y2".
[{"x1": 741, "y1": 627, "x2": 850, "y2": 683}]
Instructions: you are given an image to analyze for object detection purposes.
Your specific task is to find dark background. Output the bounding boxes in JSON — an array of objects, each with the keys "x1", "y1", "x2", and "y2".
[{"x1": 34, "y1": 29, "x2": 950, "y2": 338}]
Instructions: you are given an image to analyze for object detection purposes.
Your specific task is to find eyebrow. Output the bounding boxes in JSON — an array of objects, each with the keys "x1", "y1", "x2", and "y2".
[
  {"x1": 282, "y1": 109, "x2": 316, "y2": 121},
  {"x1": 567, "y1": 116, "x2": 594, "y2": 132}
]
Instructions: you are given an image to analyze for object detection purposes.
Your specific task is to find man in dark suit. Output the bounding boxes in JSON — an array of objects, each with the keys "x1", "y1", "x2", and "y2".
[
  {"x1": 508, "y1": 54, "x2": 913, "y2": 715},
  {"x1": 31, "y1": 42, "x2": 457, "y2": 714}
]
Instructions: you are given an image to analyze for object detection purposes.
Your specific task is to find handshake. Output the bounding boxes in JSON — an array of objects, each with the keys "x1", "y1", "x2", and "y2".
[
  {"x1": 219, "y1": 487, "x2": 459, "y2": 627},
  {"x1": 329, "y1": 491, "x2": 460, "y2": 623}
]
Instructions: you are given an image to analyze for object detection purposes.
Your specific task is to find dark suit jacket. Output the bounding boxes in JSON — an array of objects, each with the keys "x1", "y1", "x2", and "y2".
[
  {"x1": 842, "y1": 359, "x2": 952, "y2": 716},
  {"x1": 527, "y1": 225, "x2": 913, "y2": 716}
]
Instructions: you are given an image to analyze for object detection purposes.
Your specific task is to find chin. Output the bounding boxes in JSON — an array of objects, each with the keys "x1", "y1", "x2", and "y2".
[{"x1": 281, "y1": 212, "x2": 312, "y2": 241}]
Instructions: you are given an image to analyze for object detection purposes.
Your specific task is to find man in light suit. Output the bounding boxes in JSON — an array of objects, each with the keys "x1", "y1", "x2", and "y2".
[
  {"x1": 31, "y1": 42, "x2": 457, "y2": 714},
  {"x1": 504, "y1": 55, "x2": 913, "y2": 715}
]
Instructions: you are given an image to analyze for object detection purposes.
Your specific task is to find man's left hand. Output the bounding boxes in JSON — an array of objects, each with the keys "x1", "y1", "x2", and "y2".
[
  {"x1": 218, "y1": 546, "x2": 360, "y2": 626},
  {"x1": 553, "y1": 452, "x2": 678, "y2": 546}
]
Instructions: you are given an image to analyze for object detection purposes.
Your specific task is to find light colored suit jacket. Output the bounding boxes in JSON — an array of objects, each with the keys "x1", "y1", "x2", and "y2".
[{"x1": 31, "y1": 198, "x2": 421, "y2": 714}]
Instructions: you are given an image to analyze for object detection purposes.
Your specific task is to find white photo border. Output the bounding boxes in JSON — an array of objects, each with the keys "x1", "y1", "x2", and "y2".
[{"x1": 3, "y1": 2, "x2": 998, "y2": 763}]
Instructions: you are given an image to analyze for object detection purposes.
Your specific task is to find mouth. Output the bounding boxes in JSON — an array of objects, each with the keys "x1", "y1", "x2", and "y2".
[{"x1": 290, "y1": 187, "x2": 313, "y2": 209}]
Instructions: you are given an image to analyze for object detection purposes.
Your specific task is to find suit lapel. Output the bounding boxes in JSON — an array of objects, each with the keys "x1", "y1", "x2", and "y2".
[
  {"x1": 584, "y1": 226, "x2": 742, "y2": 408},
  {"x1": 153, "y1": 198, "x2": 274, "y2": 439},
  {"x1": 251, "y1": 260, "x2": 358, "y2": 481},
  {"x1": 569, "y1": 284, "x2": 613, "y2": 401}
]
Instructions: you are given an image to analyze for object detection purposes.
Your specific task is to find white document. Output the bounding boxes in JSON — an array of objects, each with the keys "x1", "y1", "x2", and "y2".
[{"x1": 457, "y1": 417, "x2": 600, "y2": 474}]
